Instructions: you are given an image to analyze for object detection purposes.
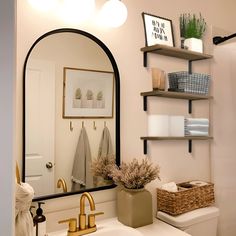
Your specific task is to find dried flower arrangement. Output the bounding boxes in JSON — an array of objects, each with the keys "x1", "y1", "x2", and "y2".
[
  {"x1": 110, "y1": 158, "x2": 160, "y2": 189},
  {"x1": 91, "y1": 155, "x2": 116, "y2": 180}
]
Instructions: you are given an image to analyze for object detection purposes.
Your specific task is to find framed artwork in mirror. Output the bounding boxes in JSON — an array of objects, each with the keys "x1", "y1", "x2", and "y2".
[
  {"x1": 63, "y1": 67, "x2": 114, "y2": 118},
  {"x1": 142, "y1": 12, "x2": 175, "y2": 47}
]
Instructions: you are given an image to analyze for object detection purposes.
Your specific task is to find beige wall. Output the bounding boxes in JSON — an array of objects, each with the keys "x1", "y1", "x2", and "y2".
[{"x1": 16, "y1": 0, "x2": 236, "y2": 234}]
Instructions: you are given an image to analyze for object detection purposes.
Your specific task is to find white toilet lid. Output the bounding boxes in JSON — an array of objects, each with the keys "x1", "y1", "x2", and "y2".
[{"x1": 157, "y1": 206, "x2": 219, "y2": 228}]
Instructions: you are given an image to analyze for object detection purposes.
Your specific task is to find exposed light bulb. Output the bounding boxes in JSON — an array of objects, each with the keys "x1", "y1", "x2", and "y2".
[
  {"x1": 28, "y1": 0, "x2": 58, "y2": 12},
  {"x1": 58, "y1": 0, "x2": 95, "y2": 24},
  {"x1": 99, "y1": 0, "x2": 128, "y2": 28}
]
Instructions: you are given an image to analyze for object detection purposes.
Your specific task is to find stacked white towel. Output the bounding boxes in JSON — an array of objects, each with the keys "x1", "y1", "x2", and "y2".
[{"x1": 185, "y1": 118, "x2": 209, "y2": 136}]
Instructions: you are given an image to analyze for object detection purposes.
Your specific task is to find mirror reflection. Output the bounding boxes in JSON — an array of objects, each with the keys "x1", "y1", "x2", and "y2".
[{"x1": 23, "y1": 29, "x2": 119, "y2": 200}]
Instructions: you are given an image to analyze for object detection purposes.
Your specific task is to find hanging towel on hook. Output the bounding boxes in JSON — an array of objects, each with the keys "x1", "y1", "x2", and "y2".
[
  {"x1": 71, "y1": 126, "x2": 93, "y2": 187},
  {"x1": 15, "y1": 182, "x2": 34, "y2": 236},
  {"x1": 98, "y1": 126, "x2": 113, "y2": 158}
]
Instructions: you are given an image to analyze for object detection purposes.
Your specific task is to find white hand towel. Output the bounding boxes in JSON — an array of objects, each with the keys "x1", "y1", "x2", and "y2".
[{"x1": 15, "y1": 182, "x2": 34, "y2": 236}]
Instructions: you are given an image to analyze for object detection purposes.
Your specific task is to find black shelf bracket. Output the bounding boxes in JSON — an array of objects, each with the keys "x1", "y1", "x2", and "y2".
[
  {"x1": 188, "y1": 140, "x2": 192, "y2": 153},
  {"x1": 143, "y1": 96, "x2": 147, "y2": 111},
  {"x1": 188, "y1": 100, "x2": 192, "y2": 114},
  {"x1": 188, "y1": 60, "x2": 192, "y2": 74},
  {"x1": 143, "y1": 96, "x2": 193, "y2": 113},
  {"x1": 143, "y1": 139, "x2": 193, "y2": 154},
  {"x1": 143, "y1": 139, "x2": 147, "y2": 154},
  {"x1": 143, "y1": 52, "x2": 147, "y2": 67}
]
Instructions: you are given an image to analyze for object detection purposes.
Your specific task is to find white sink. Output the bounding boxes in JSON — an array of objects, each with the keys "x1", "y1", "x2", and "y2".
[
  {"x1": 90, "y1": 226, "x2": 142, "y2": 236},
  {"x1": 47, "y1": 217, "x2": 190, "y2": 236},
  {"x1": 47, "y1": 219, "x2": 142, "y2": 236}
]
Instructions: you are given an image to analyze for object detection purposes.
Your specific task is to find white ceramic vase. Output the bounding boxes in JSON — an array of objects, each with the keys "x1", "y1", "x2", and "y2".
[{"x1": 184, "y1": 38, "x2": 203, "y2": 53}]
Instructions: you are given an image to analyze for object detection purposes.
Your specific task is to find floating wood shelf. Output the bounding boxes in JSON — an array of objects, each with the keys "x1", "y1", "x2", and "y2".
[
  {"x1": 141, "y1": 44, "x2": 213, "y2": 67},
  {"x1": 140, "y1": 136, "x2": 213, "y2": 141},
  {"x1": 140, "y1": 91, "x2": 213, "y2": 113},
  {"x1": 140, "y1": 90, "x2": 213, "y2": 100},
  {"x1": 140, "y1": 136, "x2": 213, "y2": 154}
]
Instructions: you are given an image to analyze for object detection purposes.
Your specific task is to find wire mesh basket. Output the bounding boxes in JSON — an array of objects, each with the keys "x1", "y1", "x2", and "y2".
[{"x1": 168, "y1": 71, "x2": 210, "y2": 95}]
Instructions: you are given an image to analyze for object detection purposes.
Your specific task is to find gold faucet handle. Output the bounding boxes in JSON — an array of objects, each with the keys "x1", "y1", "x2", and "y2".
[
  {"x1": 88, "y1": 211, "x2": 104, "y2": 228},
  {"x1": 58, "y1": 218, "x2": 77, "y2": 232}
]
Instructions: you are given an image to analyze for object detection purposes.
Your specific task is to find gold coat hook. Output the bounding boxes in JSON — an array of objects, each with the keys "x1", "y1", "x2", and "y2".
[
  {"x1": 70, "y1": 121, "x2": 73, "y2": 132},
  {"x1": 93, "y1": 121, "x2": 97, "y2": 130}
]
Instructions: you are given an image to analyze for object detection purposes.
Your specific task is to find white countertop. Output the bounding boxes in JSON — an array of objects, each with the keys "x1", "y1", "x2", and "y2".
[{"x1": 47, "y1": 217, "x2": 191, "y2": 236}]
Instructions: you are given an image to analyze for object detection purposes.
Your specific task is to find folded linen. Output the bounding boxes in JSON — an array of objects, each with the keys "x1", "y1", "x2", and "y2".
[
  {"x1": 185, "y1": 124, "x2": 209, "y2": 132},
  {"x1": 185, "y1": 130, "x2": 209, "y2": 136},
  {"x1": 185, "y1": 118, "x2": 209, "y2": 125}
]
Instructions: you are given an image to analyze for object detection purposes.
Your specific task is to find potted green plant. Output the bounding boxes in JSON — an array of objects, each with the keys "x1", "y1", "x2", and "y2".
[
  {"x1": 109, "y1": 158, "x2": 160, "y2": 228},
  {"x1": 179, "y1": 13, "x2": 206, "y2": 53},
  {"x1": 86, "y1": 89, "x2": 94, "y2": 108},
  {"x1": 96, "y1": 91, "x2": 104, "y2": 108},
  {"x1": 73, "y1": 88, "x2": 82, "y2": 108}
]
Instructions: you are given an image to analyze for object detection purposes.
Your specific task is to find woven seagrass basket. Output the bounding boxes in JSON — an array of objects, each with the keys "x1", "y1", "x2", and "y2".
[{"x1": 157, "y1": 181, "x2": 215, "y2": 216}]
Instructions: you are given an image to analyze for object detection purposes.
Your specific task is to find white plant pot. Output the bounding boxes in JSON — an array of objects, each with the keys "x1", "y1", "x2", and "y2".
[
  {"x1": 184, "y1": 38, "x2": 203, "y2": 53},
  {"x1": 96, "y1": 100, "x2": 104, "y2": 108},
  {"x1": 85, "y1": 99, "x2": 94, "y2": 108},
  {"x1": 73, "y1": 99, "x2": 81, "y2": 108}
]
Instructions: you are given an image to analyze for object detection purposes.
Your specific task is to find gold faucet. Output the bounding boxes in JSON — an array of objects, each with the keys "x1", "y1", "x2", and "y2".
[
  {"x1": 59, "y1": 192, "x2": 104, "y2": 236},
  {"x1": 57, "y1": 178, "x2": 68, "y2": 193}
]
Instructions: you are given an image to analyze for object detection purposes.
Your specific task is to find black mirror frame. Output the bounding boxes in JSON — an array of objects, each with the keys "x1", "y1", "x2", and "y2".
[{"x1": 22, "y1": 28, "x2": 120, "y2": 201}]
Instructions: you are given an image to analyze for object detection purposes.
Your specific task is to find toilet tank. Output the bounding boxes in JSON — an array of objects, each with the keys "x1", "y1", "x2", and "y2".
[{"x1": 157, "y1": 206, "x2": 219, "y2": 236}]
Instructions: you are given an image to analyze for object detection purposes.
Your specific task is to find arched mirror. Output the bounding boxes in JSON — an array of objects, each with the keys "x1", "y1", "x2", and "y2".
[{"x1": 23, "y1": 28, "x2": 120, "y2": 201}]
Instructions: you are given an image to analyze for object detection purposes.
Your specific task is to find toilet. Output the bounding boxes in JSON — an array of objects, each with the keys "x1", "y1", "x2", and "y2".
[{"x1": 156, "y1": 206, "x2": 219, "y2": 236}]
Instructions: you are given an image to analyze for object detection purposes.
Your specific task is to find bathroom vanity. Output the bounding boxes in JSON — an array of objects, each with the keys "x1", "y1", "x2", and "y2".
[{"x1": 47, "y1": 217, "x2": 191, "y2": 236}]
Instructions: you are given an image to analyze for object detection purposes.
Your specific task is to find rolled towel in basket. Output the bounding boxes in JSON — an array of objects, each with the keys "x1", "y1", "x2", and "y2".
[
  {"x1": 189, "y1": 180, "x2": 208, "y2": 187},
  {"x1": 161, "y1": 182, "x2": 178, "y2": 192}
]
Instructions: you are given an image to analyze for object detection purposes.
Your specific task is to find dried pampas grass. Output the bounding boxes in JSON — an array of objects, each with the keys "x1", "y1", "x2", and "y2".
[{"x1": 110, "y1": 158, "x2": 160, "y2": 189}]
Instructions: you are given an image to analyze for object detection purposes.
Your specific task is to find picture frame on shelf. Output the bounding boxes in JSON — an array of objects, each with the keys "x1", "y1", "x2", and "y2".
[
  {"x1": 63, "y1": 67, "x2": 114, "y2": 118},
  {"x1": 142, "y1": 12, "x2": 175, "y2": 47}
]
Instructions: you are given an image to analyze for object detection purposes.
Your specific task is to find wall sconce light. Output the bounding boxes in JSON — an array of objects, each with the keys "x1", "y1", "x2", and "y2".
[
  {"x1": 99, "y1": 0, "x2": 128, "y2": 28},
  {"x1": 28, "y1": 0, "x2": 128, "y2": 27},
  {"x1": 28, "y1": 0, "x2": 58, "y2": 12}
]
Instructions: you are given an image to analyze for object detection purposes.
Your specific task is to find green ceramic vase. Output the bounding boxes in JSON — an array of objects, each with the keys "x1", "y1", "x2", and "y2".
[{"x1": 117, "y1": 187, "x2": 153, "y2": 228}]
